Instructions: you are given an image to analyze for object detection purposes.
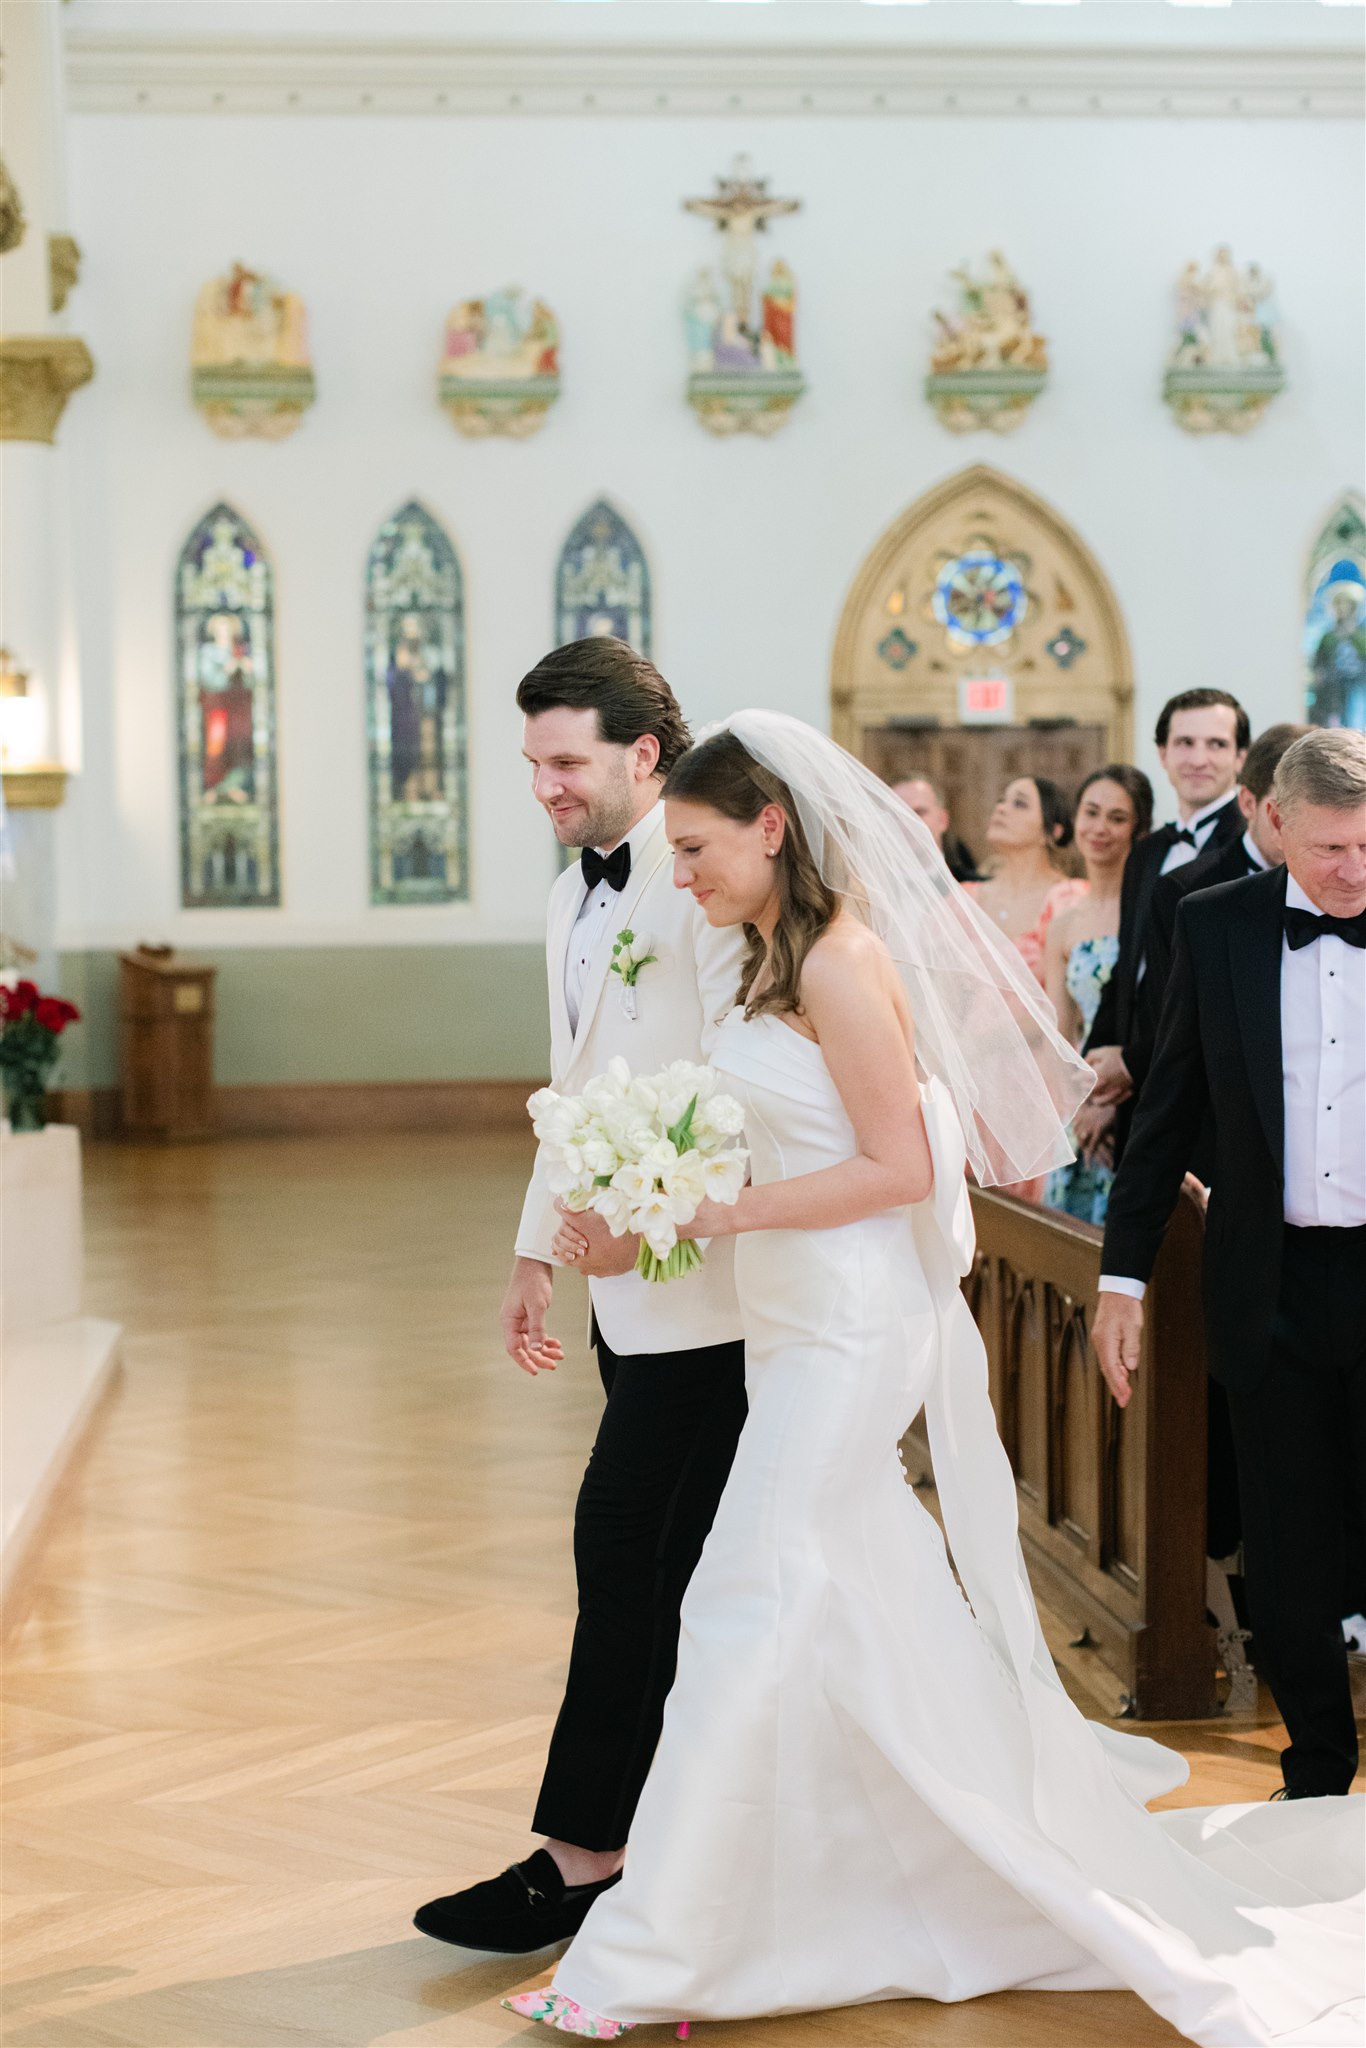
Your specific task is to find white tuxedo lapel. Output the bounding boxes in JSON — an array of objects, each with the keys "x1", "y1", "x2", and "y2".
[
  {"x1": 545, "y1": 867, "x2": 581, "y2": 1079},
  {"x1": 569, "y1": 811, "x2": 671, "y2": 1057}
]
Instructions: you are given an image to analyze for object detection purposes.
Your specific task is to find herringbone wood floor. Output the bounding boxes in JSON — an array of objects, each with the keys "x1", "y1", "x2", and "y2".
[{"x1": 4, "y1": 1134, "x2": 1361, "y2": 2048}]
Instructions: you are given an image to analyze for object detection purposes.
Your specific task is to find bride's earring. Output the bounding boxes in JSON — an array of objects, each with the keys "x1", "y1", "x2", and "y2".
[{"x1": 766, "y1": 847, "x2": 778, "y2": 859}]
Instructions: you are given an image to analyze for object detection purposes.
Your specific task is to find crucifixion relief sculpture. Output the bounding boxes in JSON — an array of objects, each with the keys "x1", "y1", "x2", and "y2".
[{"x1": 681, "y1": 154, "x2": 805, "y2": 437}]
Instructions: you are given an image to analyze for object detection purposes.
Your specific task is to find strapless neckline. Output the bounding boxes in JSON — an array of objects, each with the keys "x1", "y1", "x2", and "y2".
[{"x1": 723, "y1": 1006, "x2": 825, "y2": 1056}]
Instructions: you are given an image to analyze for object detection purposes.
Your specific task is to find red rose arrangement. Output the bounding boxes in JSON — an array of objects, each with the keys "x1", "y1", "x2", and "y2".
[{"x1": 0, "y1": 979, "x2": 82, "y2": 1132}]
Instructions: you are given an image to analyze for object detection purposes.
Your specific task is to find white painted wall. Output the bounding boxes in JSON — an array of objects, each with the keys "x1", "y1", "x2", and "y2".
[{"x1": 56, "y1": 100, "x2": 1364, "y2": 951}]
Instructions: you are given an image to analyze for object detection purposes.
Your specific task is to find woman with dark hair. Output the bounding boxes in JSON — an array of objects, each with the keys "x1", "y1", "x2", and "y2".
[
  {"x1": 510, "y1": 712, "x2": 1360, "y2": 2048},
  {"x1": 1043, "y1": 765, "x2": 1153, "y2": 1223},
  {"x1": 961, "y1": 776, "x2": 1087, "y2": 1200},
  {"x1": 964, "y1": 775, "x2": 1086, "y2": 987}
]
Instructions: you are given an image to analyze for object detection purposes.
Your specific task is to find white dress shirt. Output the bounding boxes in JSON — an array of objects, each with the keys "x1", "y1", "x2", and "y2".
[
  {"x1": 1280, "y1": 874, "x2": 1366, "y2": 1229},
  {"x1": 565, "y1": 806, "x2": 663, "y2": 1036},
  {"x1": 1101, "y1": 871, "x2": 1366, "y2": 1298}
]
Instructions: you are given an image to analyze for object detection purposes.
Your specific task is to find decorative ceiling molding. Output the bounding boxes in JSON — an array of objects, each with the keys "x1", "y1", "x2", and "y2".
[{"x1": 64, "y1": 34, "x2": 1364, "y2": 120}]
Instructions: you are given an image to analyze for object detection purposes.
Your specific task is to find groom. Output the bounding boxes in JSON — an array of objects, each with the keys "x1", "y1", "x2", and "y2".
[{"x1": 416, "y1": 638, "x2": 747, "y2": 1950}]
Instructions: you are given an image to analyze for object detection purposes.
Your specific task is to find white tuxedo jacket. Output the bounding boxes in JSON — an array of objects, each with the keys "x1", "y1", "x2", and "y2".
[{"x1": 515, "y1": 803, "x2": 747, "y2": 1357}]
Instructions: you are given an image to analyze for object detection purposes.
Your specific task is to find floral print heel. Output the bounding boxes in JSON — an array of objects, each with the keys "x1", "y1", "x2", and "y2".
[
  {"x1": 501, "y1": 1991, "x2": 691, "y2": 2039},
  {"x1": 502, "y1": 1991, "x2": 632, "y2": 2038}
]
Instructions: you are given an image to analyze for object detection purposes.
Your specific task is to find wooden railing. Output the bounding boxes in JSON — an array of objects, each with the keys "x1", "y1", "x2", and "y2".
[{"x1": 903, "y1": 1187, "x2": 1217, "y2": 1721}]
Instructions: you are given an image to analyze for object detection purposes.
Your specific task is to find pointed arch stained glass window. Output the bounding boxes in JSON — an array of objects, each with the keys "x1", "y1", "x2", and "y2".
[
  {"x1": 366, "y1": 502, "x2": 468, "y2": 904},
  {"x1": 175, "y1": 503, "x2": 280, "y2": 907},
  {"x1": 555, "y1": 500, "x2": 652, "y2": 654},
  {"x1": 1305, "y1": 494, "x2": 1366, "y2": 731}
]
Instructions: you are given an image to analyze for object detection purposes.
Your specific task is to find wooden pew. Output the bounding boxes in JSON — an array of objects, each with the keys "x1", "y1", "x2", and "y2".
[{"x1": 903, "y1": 1186, "x2": 1217, "y2": 1721}]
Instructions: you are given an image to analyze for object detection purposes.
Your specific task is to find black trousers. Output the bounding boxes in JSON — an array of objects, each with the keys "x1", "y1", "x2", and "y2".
[
  {"x1": 531, "y1": 1326, "x2": 747, "y2": 1850},
  {"x1": 1225, "y1": 1224, "x2": 1366, "y2": 1796}
]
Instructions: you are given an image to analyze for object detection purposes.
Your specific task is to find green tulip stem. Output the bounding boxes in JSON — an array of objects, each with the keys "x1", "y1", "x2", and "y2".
[{"x1": 635, "y1": 1237, "x2": 707, "y2": 1284}]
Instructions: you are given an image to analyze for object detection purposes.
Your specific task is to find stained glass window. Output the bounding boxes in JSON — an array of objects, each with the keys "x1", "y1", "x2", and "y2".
[
  {"x1": 555, "y1": 499, "x2": 652, "y2": 654},
  {"x1": 930, "y1": 550, "x2": 1029, "y2": 651},
  {"x1": 366, "y1": 502, "x2": 467, "y2": 904},
  {"x1": 176, "y1": 503, "x2": 279, "y2": 907},
  {"x1": 1304, "y1": 494, "x2": 1366, "y2": 731}
]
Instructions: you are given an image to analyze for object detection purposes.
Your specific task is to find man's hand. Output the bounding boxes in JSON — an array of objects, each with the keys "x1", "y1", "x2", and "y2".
[
  {"x1": 1086, "y1": 1045, "x2": 1134, "y2": 1107},
  {"x1": 499, "y1": 1256, "x2": 563, "y2": 1376},
  {"x1": 1182, "y1": 1171, "x2": 1210, "y2": 1215},
  {"x1": 552, "y1": 1200, "x2": 639, "y2": 1279},
  {"x1": 1073, "y1": 1099, "x2": 1116, "y2": 1168},
  {"x1": 1091, "y1": 1291, "x2": 1144, "y2": 1409}
]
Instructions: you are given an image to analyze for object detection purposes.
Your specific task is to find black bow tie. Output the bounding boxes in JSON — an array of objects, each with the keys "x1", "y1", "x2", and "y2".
[
  {"x1": 581, "y1": 843, "x2": 631, "y2": 894},
  {"x1": 1284, "y1": 905, "x2": 1366, "y2": 951},
  {"x1": 1169, "y1": 826, "x2": 1199, "y2": 849}
]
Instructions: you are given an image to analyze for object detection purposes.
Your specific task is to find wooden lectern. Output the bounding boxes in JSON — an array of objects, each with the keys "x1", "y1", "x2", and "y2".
[{"x1": 118, "y1": 947, "x2": 216, "y2": 1140}]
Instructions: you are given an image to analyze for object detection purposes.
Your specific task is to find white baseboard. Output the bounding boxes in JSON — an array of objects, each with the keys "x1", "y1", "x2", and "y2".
[{"x1": 2, "y1": 1316, "x2": 123, "y2": 1609}]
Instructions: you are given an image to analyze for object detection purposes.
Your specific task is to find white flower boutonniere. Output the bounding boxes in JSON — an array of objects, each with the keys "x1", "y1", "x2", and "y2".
[{"x1": 609, "y1": 928, "x2": 657, "y2": 1021}]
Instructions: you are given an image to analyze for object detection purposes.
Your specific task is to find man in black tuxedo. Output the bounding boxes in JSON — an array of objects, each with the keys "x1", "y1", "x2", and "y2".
[
  {"x1": 1135, "y1": 722, "x2": 1308, "y2": 1071},
  {"x1": 1084, "y1": 689, "x2": 1249, "y2": 1155},
  {"x1": 1093, "y1": 729, "x2": 1366, "y2": 1799},
  {"x1": 1130, "y1": 723, "x2": 1307, "y2": 1570}
]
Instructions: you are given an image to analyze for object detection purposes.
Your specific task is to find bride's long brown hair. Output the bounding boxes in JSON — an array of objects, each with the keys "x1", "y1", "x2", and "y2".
[{"x1": 663, "y1": 732, "x2": 840, "y2": 1020}]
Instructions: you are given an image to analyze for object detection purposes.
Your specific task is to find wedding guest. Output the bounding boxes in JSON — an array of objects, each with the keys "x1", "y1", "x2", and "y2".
[
  {"x1": 1137, "y1": 720, "x2": 1307, "y2": 1045},
  {"x1": 890, "y1": 775, "x2": 979, "y2": 883},
  {"x1": 1042, "y1": 765, "x2": 1153, "y2": 1223},
  {"x1": 1127, "y1": 724, "x2": 1306, "y2": 1577},
  {"x1": 1085, "y1": 688, "x2": 1249, "y2": 1152},
  {"x1": 964, "y1": 775, "x2": 1086, "y2": 985},
  {"x1": 964, "y1": 776, "x2": 1086, "y2": 1202},
  {"x1": 1094, "y1": 727, "x2": 1366, "y2": 1800}
]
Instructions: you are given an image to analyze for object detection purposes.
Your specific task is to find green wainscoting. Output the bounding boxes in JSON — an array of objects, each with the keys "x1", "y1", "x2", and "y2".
[{"x1": 56, "y1": 946, "x2": 550, "y2": 1090}]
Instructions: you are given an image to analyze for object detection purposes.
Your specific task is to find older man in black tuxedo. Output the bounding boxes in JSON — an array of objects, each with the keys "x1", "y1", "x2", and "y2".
[
  {"x1": 1084, "y1": 688, "x2": 1249, "y2": 1151},
  {"x1": 1094, "y1": 728, "x2": 1366, "y2": 1799},
  {"x1": 1128, "y1": 723, "x2": 1312, "y2": 1569}
]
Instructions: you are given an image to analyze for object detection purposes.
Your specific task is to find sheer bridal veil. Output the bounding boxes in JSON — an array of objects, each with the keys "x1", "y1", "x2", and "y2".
[{"x1": 701, "y1": 710, "x2": 1095, "y2": 1187}]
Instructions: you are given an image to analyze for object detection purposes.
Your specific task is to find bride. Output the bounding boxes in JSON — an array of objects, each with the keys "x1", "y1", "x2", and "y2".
[{"x1": 506, "y1": 712, "x2": 1363, "y2": 2046}]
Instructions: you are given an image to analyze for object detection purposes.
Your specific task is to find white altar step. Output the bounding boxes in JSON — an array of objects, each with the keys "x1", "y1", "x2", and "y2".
[{"x1": 2, "y1": 1125, "x2": 122, "y2": 1605}]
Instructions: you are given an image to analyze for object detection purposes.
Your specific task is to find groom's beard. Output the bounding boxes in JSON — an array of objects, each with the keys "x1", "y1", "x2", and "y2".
[{"x1": 553, "y1": 767, "x2": 638, "y2": 851}]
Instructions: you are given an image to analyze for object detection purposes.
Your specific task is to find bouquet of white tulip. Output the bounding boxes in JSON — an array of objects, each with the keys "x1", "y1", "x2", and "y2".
[{"x1": 528, "y1": 1056, "x2": 749, "y2": 1283}]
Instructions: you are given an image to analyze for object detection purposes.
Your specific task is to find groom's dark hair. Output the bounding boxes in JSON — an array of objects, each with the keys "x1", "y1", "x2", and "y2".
[{"x1": 517, "y1": 637, "x2": 692, "y2": 776}]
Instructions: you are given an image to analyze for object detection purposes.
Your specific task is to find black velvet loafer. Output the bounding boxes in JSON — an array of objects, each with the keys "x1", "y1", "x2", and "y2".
[{"x1": 414, "y1": 1849, "x2": 622, "y2": 1953}]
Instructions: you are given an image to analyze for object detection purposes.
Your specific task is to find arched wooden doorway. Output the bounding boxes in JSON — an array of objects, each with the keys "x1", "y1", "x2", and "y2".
[{"x1": 832, "y1": 467, "x2": 1134, "y2": 868}]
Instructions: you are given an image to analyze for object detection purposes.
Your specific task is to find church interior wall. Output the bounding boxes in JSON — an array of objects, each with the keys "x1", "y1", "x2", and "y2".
[{"x1": 52, "y1": 97, "x2": 1364, "y2": 1090}]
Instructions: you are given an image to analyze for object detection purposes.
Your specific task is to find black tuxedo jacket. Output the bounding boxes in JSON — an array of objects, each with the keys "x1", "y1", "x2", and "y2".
[
  {"x1": 1132, "y1": 833, "x2": 1262, "y2": 1084},
  {"x1": 1083, "y1": 796, "x2": 1243, "y2": 1089},
  {"x1": 1100, "y1": 864, "x2": 1291, "y2": 1393}
]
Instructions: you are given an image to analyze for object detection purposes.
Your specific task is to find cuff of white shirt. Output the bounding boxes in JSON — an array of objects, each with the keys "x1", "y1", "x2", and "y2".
[{"x1": 1098, "y1": 1275, "x2": 1147, "y2": 1301}]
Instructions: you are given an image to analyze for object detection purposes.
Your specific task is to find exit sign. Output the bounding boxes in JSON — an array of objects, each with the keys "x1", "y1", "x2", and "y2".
[{"x1": 959, "y1": 674, "x2": 1015, "y2": 725}]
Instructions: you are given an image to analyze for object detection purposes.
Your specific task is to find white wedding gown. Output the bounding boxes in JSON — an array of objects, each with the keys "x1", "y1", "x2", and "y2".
[{"x1": 553, "y1": 1010, "x2": 1364, "y2": 2046}]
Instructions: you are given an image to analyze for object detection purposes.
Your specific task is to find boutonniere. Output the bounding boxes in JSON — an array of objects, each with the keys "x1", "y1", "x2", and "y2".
[{"x1": 609, "y1": 929, "x2": 657, "y2": 1021}]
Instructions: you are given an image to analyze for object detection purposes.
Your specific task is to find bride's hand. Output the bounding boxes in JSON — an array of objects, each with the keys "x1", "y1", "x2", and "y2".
[{"x1": 676, "y1": 1195, "x2": 741, "y2": 1241}]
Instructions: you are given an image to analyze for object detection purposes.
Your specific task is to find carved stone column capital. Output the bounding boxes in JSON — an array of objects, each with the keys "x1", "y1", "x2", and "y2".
[
  {"x1": 0, "y1": 335, "x2": 95, "y2": 443},
  {"x1": 0, "y1": 766, "x2": 69, "y2": 810}
]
